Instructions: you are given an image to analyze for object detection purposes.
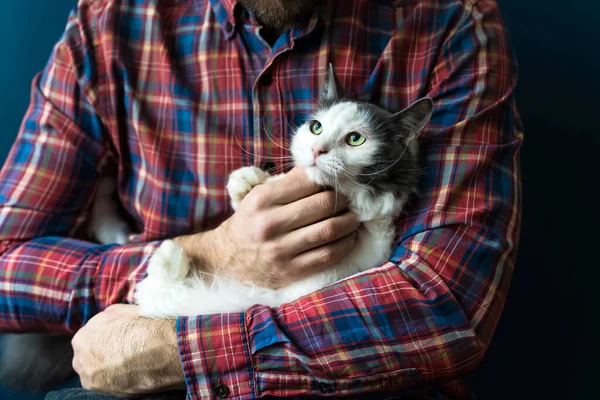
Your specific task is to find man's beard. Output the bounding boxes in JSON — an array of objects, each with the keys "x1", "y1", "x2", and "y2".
[{"x1": 239, "y1": 0, "x2": 319, "y2": 31}]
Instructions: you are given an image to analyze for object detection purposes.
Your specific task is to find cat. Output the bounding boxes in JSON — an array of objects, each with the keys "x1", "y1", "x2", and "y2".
[
  {"x1": 133, "y1": 65, "x2": 433, "y2": 317},
  {"x1": 0, "y1": 64, "x2": 433, "y2": 389}
]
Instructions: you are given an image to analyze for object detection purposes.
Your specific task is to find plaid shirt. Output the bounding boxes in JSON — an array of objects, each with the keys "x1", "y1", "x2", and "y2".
[{"x1": 0, "y1": 0, "x2": 522, "y2": 398}]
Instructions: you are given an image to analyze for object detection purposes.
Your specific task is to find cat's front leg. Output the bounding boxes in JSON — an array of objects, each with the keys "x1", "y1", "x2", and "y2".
[
  {"x1": 227, "y1": 166, "x2": 272, "y2": 210},
  {"x1": 134, "y1": 240, "x2": 193, "y2": 318}
]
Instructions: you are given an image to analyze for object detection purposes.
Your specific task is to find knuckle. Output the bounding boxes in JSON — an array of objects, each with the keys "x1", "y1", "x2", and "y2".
[
  {"x1": 264, "y1": 251, "x2": 278, "y2": 265},
  {"x1": 244, "y1": 195, "x2": 261, "y2": 212},
  {"x1": 318, "y1": 192, "x2": 335, "y2": 211},
  {"x1": 71, "y1": 334, "x2": 81, "y2": 349},
  {"x1": 248, "y1": 227, "x2": 261, "y2": 242},
  {"x1": 320, "y1": 247, "x2": 337, "y2": 264},
  {"x1": 254, "y1": 216, "x2": 278, "y2": 240},
  {"x1": 246, "y1": 186, "x2": 269, "y2": 209},
  {"x1": 319, "y1": 221, "x2": 337, "y2": 241},
  {"x1": 71, "y1": 358, "x2": 79, "y2": 374},
  {"x1": 266, "y1": 241, "x2": 284, "y2": 259}
]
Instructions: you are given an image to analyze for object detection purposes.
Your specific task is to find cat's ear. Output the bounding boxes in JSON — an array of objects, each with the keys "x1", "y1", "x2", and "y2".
[
  {"x1": 322, "y1": 63, "x2": 344, "y2": 101},
  {"x1": 391, "y1": 97, "x2": 434, "y2": 142}
]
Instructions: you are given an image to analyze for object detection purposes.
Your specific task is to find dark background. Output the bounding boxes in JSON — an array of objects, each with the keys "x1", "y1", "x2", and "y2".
[{"x1": 0, "y1": 1, "x2": 597, "y2": 399}]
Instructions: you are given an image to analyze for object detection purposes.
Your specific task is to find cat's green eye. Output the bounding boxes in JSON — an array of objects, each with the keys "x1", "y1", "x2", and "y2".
[
  {"x1": 346, "y1": 132, "x2": 366, "y2": 146},
  {"x1": 310, "y1": 120, "x2": 323, "y2": 135}
]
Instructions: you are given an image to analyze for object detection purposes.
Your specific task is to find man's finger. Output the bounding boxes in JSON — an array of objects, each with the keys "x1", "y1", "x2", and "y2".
[
  {"x1": 270, "y1": 190, "x2": 349, "y2": 233},
  {"x1": 280, "y1": 211, "x2": 359, "y2": 255},
  {"x1": 290, "y1": 232, "x2": 358, "y2": 278},
  {"x1": 261, "y1": 167, "x2": 322, "y2": 205}
]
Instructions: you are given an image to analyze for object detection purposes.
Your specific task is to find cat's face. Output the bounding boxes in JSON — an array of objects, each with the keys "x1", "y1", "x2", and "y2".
[
  {"x1": 290, "y1": 64, "x2": 434, "y2": 191},
  {"x1": 291, "y1": 101, "x2": 382, "y2": 186}
]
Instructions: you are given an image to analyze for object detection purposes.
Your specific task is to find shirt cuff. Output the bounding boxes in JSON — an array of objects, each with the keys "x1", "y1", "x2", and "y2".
[{"x1": 176, "y1": 313, "x2": 255, "y2": 399}]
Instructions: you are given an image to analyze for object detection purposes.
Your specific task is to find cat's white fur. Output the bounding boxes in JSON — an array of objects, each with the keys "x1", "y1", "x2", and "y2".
[
  {"x1": 93, "y1": 68, "x2": 432, "y2": 317},
  {"x1": 130, "y1": 101, "x2": 418, "y2": 318}
]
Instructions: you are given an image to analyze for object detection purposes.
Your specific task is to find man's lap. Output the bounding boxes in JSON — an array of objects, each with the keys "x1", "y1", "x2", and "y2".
[{"x1": 45, "y1": 389, "x2": 186, "y2": 400}]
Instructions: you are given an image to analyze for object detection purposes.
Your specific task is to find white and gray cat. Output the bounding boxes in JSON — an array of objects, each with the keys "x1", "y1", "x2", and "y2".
[{"x1": 0, "y1": 65, "x2": 433, "y2": 388}]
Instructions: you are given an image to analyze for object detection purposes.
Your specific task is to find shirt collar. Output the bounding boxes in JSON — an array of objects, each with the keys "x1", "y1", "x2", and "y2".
[{"x1": 207, "y1": 0, "x2": 238, "y2": 39}]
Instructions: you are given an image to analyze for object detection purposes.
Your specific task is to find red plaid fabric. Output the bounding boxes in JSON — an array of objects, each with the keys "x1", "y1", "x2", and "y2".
[{"x1": 0, "y1": 0, "x2": 522, "y2": 398}]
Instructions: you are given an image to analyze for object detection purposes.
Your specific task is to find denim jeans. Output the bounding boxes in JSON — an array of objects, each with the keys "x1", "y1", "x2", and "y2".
[
  {"x1": 45, "y1": 389, "x2": 452, "y2": 400},
  {"x1": 45, "y1": 389, "x2": 186, "y2": 400}
]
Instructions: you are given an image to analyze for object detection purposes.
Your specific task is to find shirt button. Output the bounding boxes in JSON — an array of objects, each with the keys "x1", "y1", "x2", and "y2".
[
  {"x1": 225, "y1": 21, "x2": 234, "y2": 33},
  {"x1": 260, "y1": 73, "x2": 273, "y2": 86},
  {"x1": 215, "y1": 383, "x2": 230, "y2": 398},
  {"x1": 262, "y1": 161, "x2": 276, "y2": 171},
  {"x1": 319, "y1": 383, "x2": 334, "y2": 394}
]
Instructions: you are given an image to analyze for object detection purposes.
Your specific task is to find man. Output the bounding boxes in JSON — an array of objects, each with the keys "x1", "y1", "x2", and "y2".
[{"x1": 0, "y1": 0, "x2": 522, "y2": 399}]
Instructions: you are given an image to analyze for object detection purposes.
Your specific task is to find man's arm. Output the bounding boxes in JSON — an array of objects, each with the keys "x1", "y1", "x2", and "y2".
[
  {"x1": 0, "y1": 3, "x2": 360, "y2": 336},
  {"x1": 0, "y1": 5, "x2": 164, "y2": 333},
  {"x1": 176, "y1": 1, "x2": 522, "y2": 398}
]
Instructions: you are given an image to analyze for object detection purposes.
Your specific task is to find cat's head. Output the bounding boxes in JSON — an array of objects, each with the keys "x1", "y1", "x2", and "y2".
[{"x1": 291, "y1": 64, "x2": 434, "y2": 196}]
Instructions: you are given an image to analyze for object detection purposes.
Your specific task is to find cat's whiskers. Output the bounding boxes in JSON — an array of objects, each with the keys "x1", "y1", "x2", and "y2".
[
  {"x1": 318, "y1": 159, "x2": 373, "y2": 188},
  {"x1": 331, "y1": 173, "x2": 341, "y2": 219},
  {"x1": 268, "y1": 161, "x2": 296, "y2": 175},
  {"x1": 229, "y1": 126, "x2": 292, "y2": 161},
  {"x1": 259, "y1": 115, "x2": 292, "y2": 151},
  {"x1": 234, "y1": 141, "x2": 293, "y2": 161},
  {"x1": 340, "y1": 168, "x2": 371, "y2": 188},
  {"x1": 181, "y1": 155, "x2": 292, "y2": 163},
  {"x1": 334, "y1": 163, "x2": 374, "y2": 187},
  {"x1": 351, "y1": 145, "x2": 410, "y2": 176},
  {"x1": 280, "y1": 95, "x2": 308, "y2": 151},
  {"x1": 284, "y1": 119, "x2": 303, "y2": 149}
]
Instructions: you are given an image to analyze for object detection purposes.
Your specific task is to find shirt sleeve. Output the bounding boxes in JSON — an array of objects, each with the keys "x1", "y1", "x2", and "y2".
[
  {"x1": 0, "y1": 5, "x2": 161, "y2": 334},
  {"x1": 176, "y1": 1, "x2": 523, "y2": 398}
]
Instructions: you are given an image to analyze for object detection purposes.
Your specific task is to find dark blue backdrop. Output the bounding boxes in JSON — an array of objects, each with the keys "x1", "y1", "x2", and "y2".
[
  {"x1": 0, "y1": 1, "x2": 597, "y2": 399},
  {"x1": 0, "y1": 4, "x2": 79, "y2": 400}
]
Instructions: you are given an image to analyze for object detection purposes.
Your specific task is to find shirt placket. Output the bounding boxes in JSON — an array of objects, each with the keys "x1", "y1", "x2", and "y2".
[{"x1": 238, "y1": 10, "x2": 310, "y2": 173}]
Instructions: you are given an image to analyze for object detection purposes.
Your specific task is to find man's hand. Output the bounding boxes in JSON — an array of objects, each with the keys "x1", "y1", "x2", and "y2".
[
  {"x1": 72, "y1": 304, "x2": 184, "y2": 397},
  {"x1": 177, "y1": 167, "x2": 360, "y2": 289}
]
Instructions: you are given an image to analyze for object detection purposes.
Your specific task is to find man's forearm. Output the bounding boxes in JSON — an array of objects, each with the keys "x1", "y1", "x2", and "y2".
[
  {"x1": 173, "y1": 231, "x2": 221, "y2": 275},
  {"x1": 0, "y1": 237, "x2": 160, "y2": 332}
]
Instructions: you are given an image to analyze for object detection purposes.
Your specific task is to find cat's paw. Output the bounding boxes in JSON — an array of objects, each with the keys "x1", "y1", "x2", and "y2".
[
  {"x1": 227, "y1": 166, "x2": 271, "y2": 210},
  {"x1": 146, "y1": 240, "x2": 190, "y2": 282},
  {"x1": 135, "y1": 240, "x2": 192, "y2": 318}
]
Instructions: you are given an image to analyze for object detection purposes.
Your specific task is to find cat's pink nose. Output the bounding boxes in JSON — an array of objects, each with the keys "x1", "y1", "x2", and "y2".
[{"x1": 312, "y1": 146, "x2": 328, "y2": 160}]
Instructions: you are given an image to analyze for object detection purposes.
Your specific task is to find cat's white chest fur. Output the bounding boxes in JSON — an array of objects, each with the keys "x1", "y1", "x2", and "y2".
[{"x1": 133, "y1": 166, "x2": 400, "y2": 317}]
